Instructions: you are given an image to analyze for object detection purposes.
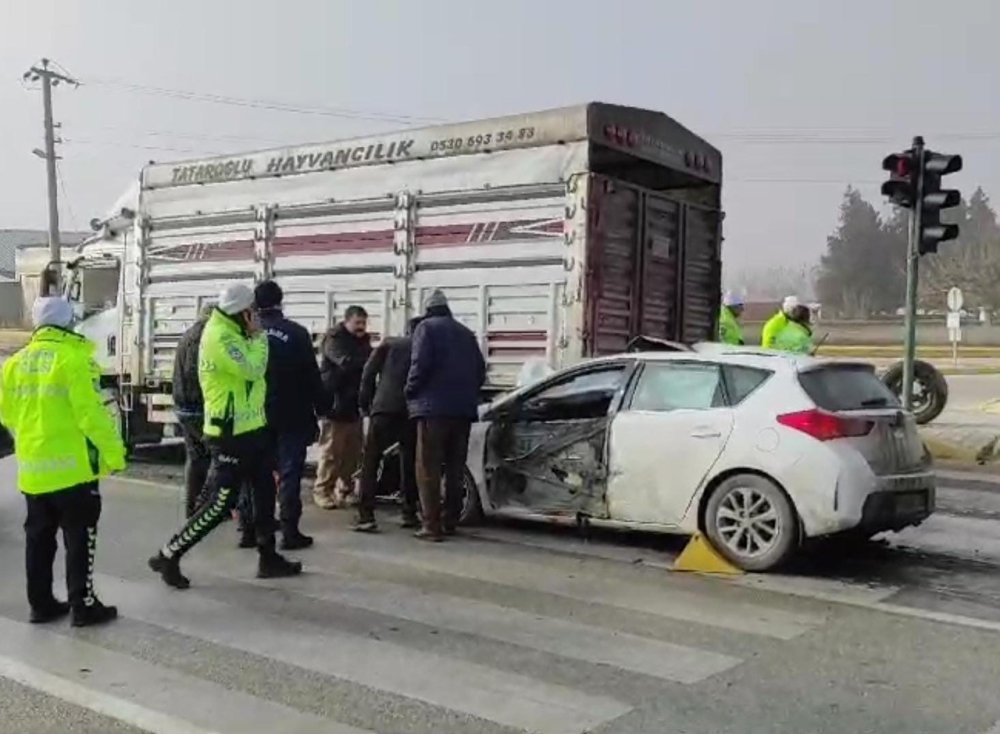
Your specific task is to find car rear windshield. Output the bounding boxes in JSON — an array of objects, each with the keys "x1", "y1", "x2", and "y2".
[{"x1": 798, "y1": 365, "x2": 900, "y2": 411}]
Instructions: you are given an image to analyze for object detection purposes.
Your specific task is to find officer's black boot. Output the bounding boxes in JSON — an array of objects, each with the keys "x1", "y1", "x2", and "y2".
[
  {"x1": 238, "y1": 527, "x2": 258, "y2": 549},
  {"x1": 30, "y1": 599, "x2": 70, "y2": 624},
  {"x1": 280, "y1": 525, "x2": 314, "y2": 550},
  {"x1": 72, "y1": 599, "x2": 118, "y2": 628},
  {"x1": 257, "y1": 543, "x2": 302, "y2": 579},
  {"x1": 149, "y1": 552, "x2": 191, "y2": 590}
]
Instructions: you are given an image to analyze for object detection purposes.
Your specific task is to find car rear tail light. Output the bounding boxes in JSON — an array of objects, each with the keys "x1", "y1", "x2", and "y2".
[{"x1": 776, "y1": 409, "x2": 873, "y2": 441}]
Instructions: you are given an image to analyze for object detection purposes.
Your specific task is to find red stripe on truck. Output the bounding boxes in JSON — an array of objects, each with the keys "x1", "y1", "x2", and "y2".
[{"x1": 149, "y1": 217, "x2": 562, "y2": 262}]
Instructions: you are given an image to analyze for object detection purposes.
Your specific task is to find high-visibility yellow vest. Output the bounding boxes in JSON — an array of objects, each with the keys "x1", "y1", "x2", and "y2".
[
  {"x1": 772, "y1": 321, "x2": 814, "y2": 354},
  {"x1": 199, "y1": 309, "x2": 268, "y2": 438},
  {"x1": 718, "y1": 306, "x2": 744, "y2": 345},
  {"x1": 0, "y1": 326, "x2": 126, "y2": 494},
  {"x1": 760, "y1": 311, "x2": 788, "y2": 349}
]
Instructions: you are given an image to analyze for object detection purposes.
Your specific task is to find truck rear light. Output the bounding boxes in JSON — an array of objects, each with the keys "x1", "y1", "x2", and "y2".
[{"x1": 777, "y1": 409, "x2": 873, "y2": 441}]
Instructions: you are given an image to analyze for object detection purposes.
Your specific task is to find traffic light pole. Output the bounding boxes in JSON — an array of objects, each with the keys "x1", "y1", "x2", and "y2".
[{"x1": 901, "y1": 136, "x2": 925, "y2": 411}]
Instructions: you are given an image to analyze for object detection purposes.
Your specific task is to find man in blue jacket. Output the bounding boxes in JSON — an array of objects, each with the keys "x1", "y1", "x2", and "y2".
[
  {"x1": 254, "y1": 280, "x2": 325, "y2": 550},
  {"x1": 405, "y1": 290, "x2": 486, "y2": 541}
]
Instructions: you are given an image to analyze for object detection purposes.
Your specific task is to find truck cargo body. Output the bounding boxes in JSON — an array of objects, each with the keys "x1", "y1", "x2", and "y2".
[{"x1": 71, "y1": 103, "x2": 722, "y2": 444}]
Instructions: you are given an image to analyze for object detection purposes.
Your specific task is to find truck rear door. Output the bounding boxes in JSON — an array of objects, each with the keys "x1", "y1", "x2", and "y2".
[{"x1": 584, "y1": 175, "x2": 721, "y2": 355}]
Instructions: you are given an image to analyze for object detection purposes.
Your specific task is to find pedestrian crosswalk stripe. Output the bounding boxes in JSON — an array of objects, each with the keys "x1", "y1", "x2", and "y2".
[
  {"x1": 250, "y1": 568, "x2": 743, "y2": 684},
  {"x1": 97, "y1": 574, "x2": 633, "y2": 734},
  {"x1": 326, "y1": 540, "x2": 824, "y2": 639},
  {"x1": 0, "y1": 616, "x2": 374, "y2": 734}
]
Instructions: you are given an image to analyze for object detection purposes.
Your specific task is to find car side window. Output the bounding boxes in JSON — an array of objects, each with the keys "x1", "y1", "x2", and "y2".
[
  {"x1": 532, "y1": 366, "x2": 627, "y2": 401},
  {"x1": 628, "y1": 362, "x2": 726, "y2": 412},
  {"x1": 722, "y1": 365, "x2": 772, "y2": 405}
]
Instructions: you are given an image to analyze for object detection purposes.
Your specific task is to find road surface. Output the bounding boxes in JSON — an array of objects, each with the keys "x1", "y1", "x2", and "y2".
[{"x1": 2, "y1": 458, "x2": 1000, "y2": 733}]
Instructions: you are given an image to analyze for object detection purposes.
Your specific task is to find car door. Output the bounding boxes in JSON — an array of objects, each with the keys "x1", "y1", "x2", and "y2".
[
  {"x1": 606, "y1": 360, "x2": 735, "y2": 527},
  {"x1": 483, "y1": 361, "x2": 633, "y2": 519}
]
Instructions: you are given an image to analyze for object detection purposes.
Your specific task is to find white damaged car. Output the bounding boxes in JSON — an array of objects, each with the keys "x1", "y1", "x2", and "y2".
[{"x1": 463, "y1": 347, "x2": 935, "y2": 571}]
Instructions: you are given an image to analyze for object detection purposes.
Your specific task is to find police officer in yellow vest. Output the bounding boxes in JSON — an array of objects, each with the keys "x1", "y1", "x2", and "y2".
[
  {"x1": 718, "y1": 292, "x2": 746, "y2": 345},
  {"x1": 771, "y1": 304, "x2": 815, "y2": 354},
  {"x1": 0, "y1": 297, "x2": 125, "y2": 626},
  {"x1": 149, "y1": 284, "x2": 302, "y2": 589},
  {"x1": 760, "y1": 295, "x2": 800, "y2": 349}
]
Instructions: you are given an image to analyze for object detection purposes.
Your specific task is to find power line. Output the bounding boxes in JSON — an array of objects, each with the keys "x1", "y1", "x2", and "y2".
[
  {"x1": 62, "y1": 137, "x2": 222, "y2": 156},
  {"x1": 728, "y1": 178, "x2": 881, "y2": 185},
  {"x1": 83, "y1": 76, "x2": 443, "y2": 126},
  {"x1": 77, "y1": 124, "x2": 285, "y2": 147}
]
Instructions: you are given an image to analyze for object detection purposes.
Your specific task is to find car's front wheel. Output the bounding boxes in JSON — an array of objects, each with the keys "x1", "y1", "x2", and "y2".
[{"x1": 704, "y1": 474, "x2": 798, "y2": 572}]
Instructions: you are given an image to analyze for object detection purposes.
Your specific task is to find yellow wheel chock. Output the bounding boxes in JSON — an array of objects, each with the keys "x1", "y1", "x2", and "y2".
[{"x1": 672, "y1": 532, "x2": 744, "y2": 576}]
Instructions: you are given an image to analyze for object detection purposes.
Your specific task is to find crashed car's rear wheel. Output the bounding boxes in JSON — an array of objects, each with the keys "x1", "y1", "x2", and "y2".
[{"x1": 704, "y1": 474, "x2": 797, "y2": 572}]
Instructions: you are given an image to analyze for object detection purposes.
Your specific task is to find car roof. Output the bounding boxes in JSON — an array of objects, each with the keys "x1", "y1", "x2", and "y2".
[{"x1": 594, "y1": 344, "x2": 874, "y2": 373}]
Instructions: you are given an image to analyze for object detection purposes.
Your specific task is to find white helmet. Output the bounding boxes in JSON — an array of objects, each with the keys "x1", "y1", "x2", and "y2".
[
  {"x1": 781, "y1": 296, "x2": 800, "y2": 315},
  {"x1": 217, "y1": 283, "x2": 255, "y2": 315},
  {"x1": 722, "y1": 291, "x2": 745, "y2": 308}
]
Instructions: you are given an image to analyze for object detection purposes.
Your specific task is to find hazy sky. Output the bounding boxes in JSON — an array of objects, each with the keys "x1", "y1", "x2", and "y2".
[{"x1": 2, "y1": 0, "x2": 998, "y2": 276}]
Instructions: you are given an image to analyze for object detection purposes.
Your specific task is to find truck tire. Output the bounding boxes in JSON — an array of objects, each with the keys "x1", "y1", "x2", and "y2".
[
  {"x1": 881, "y1": 360, "x2": 949, "y2": 425},
  {"x1": 704, "y1": 474, "x2": 798, "y2": 572}
]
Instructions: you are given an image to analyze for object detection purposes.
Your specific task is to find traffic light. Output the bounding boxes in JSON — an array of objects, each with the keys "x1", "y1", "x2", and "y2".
[
  {"x1": 918, "y1": 151, "x2": 963, "y2": 255},
  {"x1": 881, "y1": 150, "x2": 917, "y2": 208}
]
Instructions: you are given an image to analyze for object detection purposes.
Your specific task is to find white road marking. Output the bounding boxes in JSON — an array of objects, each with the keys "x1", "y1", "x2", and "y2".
[
  {"x1": 99, "y1": 574, "x2": 631, "y2": 734},
  {"x1": 251, "y1": 568, "x2": 742, "y2": 684},
  {"x1": 731, "y1": 574, "x2": 900, "y2": 606},
  {"x1": 981, "y1": 719, "x2": 1000, "y2": 734},
  {"x1": 330, "y1": 543, "x2": 824, "y2": 639},
  {"x1": 0, "y1": 617, "x2": 370, "y2": 734}
]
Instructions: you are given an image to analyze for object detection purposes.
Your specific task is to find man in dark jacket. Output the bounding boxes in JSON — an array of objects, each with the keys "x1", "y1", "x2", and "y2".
[
  {"x1": 405, "y1": 290, "x2": 486, "y2": 541},
  {"x1": 355, "y1": 317, "x2": 422, "y2": 532},
  {"x1": 254, "y1": 280, "x2": 324, "y2": 549},
  {"x1": 314, "y1": 305, "x2": 371, "y2": 509},
  {"x1": 172, "y1": 305, "x2": 213, "y2": 518}
]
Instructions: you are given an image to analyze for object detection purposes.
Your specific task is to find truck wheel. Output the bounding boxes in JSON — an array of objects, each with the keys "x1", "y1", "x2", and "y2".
[
  {"x1": 881, "y1": 360, "x2": 949, "y2": 424},
  {"x1": 704, "y1": 474, "x2": 798, "y2": 572}
]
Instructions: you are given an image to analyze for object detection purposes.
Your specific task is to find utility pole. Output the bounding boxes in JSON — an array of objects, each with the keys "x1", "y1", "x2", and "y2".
[
  {"x1": 22, "y1": 59, "x2": 78, "y2": 295},
  {"x1": 901, "y1": 136, "x2": 925, "y2": 411}
]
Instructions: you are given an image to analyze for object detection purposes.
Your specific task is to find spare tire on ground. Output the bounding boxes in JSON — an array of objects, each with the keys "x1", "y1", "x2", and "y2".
[{"x1": 880, "y1": 359, "x2": 949, "y2": 424}]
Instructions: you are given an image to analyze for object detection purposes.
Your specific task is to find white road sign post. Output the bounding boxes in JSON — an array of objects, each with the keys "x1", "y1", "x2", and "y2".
[{"x1": 947, "y1": 287, "x2": 963, "y2": 367}]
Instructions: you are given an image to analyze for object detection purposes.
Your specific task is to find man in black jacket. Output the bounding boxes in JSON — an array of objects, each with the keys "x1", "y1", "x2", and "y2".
[
  {"x1": 355, "y1": 317, "x2": 422, "y2": 532},
  {"x1": 314, "y1": 306, "x2": 371, "y2": 509},
  {"x1": 254, "y1": 281, "x2": 325, "y2": 549},
  {"x1": 172, "y1": 305, "x2": 213, "y2": 518},
  {"x1": 406, "y1": 290, "x2": 486, "y2": 541}
]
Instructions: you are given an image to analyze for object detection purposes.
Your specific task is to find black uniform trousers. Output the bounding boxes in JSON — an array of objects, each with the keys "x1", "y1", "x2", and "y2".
[
  {"x1": 358, "y1": 414, "x2": 418, "y2": 523},
  {"x1": 24, "y1": 481, "x2": 101, "y2": 611},
  {"x1": 162, "y1": 429, "x2": 277, "y2": 559},
  {"x1": 178, "y1": 414, "x2": 211, "y2": 518}
]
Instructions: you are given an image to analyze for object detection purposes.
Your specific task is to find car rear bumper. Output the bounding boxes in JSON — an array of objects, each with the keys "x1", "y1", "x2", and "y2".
[{"x1": 859, "y1": 477, "x2": 936, "y2": 533}]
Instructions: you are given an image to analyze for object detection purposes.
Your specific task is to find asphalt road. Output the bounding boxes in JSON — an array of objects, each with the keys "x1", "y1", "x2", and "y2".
[
  {"x1": 2, "y1": 454, "x2": 1000, "y2": 734},
  {"x1": 939, "y1": 373, "x2": 1000, "y2": 424}
]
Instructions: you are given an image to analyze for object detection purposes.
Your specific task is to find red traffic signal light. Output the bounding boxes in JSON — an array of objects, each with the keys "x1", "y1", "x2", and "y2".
[{"x1": 881, "y1": 150, "x2": 917, "y2": 208}]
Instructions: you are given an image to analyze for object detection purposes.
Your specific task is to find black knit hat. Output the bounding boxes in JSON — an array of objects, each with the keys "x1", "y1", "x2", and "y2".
[{"x1": 254, "y1": 280, "x2": 283, "y2": 309}]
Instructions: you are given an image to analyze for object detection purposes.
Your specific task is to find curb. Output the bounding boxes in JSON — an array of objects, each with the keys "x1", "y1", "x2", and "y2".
[{"x1": 920, "y1": 428, "x2": 1000, "y2": 464}]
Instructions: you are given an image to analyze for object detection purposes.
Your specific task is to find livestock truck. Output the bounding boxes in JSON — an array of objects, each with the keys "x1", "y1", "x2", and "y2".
[{"x1": 66, "y1": 102, "x2": 723, "y2": 445}]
